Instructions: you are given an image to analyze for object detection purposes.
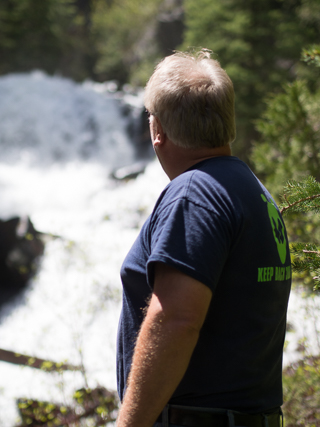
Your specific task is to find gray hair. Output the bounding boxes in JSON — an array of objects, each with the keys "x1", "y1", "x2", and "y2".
[{"x1": 144, "y1": 49, "x2": 236, "y2": 149}]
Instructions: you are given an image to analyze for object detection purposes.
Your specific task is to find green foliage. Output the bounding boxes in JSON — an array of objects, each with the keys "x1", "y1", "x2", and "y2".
[
  {"x1": 251, "y1": 42, "x2": 320, "y2": 194},
  {"x1": 91, "y1": 0, "x2": 163, "y2": 85},
  {"x1": 290, "y1": 242, "x2": 320, "y2": 291},
  {"x1": 0, "y1": 0, "x2": 186, "y2": 84},
  {"x1": 181, "y1": 0, "x2": 320, "y2": 161},
  {"x1": 0, "y1": 0, "x2": 96, "y2": 80},
  {"x1": 17, "y1": 387, "x2": 118, "y2": 426},
  {"x1": 280, "y1": 177, "x2": 320, "y2": 216},
  {"x1": 17, "y1": 398, "x2": 73, "y2": 426},
  {"x1": 279, "y1": 177, "x2": 320, "y2": 291},
  {"x1": 0, "y1": 0, "x2": 67, "y2": 72},
  {"x1": 251, "y1": 43, "x2": 320, "y2": 290},
  {"x1": 2, "y1": 0, "x2": 320, "y2": 97},
  {"x1": 252, "y1": 81, "x2": 320, "y2": 196},
  {"x1": 302, "y1": 46, "x2": 320, "y2": 68},
  {"x1": 282, "y1": 356, "x2": 320, "y2": 426}
]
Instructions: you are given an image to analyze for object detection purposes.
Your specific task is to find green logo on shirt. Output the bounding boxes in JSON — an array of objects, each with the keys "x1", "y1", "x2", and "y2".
[{"x1": 261, "y1": 194, "x2": 287, "y2": 264}]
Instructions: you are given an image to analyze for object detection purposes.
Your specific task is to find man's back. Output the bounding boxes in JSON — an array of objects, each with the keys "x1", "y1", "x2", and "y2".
[
  {"x1": 119, "y1": 156, "x2": 291, "y2": 412},
  {"x1": 158, "y1": 156, "x2": 291, "y2": 411}
]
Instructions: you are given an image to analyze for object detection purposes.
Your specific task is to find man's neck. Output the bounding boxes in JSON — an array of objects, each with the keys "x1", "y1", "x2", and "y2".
[{"x1": 161, "y1": 143, "x2": 232, "y2": 180}]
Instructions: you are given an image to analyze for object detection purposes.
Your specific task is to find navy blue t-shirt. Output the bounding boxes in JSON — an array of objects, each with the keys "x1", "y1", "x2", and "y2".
[{"x1": 117, "y1": 156, "x2": 291, "y2": 413}]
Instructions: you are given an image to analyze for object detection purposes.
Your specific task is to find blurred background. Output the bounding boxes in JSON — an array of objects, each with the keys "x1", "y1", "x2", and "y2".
[{"x1": 0, "y1": 0, "x2": 320, "y2": 426}]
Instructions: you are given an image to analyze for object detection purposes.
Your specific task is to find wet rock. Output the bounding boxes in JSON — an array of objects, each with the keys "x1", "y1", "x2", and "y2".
[
  {"x1": 110, "y1": 160, "x2": 149, "y2": 181},
  {"x1": 0, "y1": 216, "x2": 45, "y2": 305}
]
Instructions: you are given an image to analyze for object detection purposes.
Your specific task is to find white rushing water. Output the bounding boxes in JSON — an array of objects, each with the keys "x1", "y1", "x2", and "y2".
[
  {"x1": 0, "y1": 72, "x2": 319, "y2": 426},
  {"x1": 0, "y1": 71, "x2": 169, "y2": 426}
]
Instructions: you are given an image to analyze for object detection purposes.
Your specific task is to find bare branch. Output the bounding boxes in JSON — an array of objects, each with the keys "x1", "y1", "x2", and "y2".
[{"x1": 0, "y1": 348, "x2": 80, "y2": 372}]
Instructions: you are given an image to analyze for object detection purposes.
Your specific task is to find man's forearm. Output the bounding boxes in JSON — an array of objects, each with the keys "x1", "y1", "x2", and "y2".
[
  {"x1": 116, "y1": 302, "x2": 200, "y2": 427},
  {"x1": 117, "y1": 263, "x2": 212, "y2": 427}
]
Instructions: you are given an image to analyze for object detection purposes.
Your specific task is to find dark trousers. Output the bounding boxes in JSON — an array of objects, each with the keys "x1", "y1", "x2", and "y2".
[{"x1": 154, "y1": 404, "x2": 283, "y2": 427}]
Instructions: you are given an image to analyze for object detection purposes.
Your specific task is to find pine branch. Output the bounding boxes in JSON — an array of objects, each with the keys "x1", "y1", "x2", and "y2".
[
  {"x1": 281, "y1": 193, "x2": 320, "y2": 215},
  {"x1": 290, "y1": 242, "x2": 320, "y2": 291},
  {"x1": 279, "y1": 177, "x2": 320, "y2": 215}
]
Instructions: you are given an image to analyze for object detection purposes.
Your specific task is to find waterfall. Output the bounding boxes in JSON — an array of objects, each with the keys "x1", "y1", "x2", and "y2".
[{"x1": 0, "y1": 71, "x2": 169, "y2": 425}]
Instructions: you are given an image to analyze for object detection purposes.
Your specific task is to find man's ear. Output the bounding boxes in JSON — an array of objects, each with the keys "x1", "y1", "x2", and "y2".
[{"x1": 153, "y1": 117, "x2": 166, "y2": 147}]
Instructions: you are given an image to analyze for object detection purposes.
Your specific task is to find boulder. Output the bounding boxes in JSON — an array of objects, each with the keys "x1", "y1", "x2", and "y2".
[{"x1": 0, "y1": 216, "x2": 45, "y2": 305}]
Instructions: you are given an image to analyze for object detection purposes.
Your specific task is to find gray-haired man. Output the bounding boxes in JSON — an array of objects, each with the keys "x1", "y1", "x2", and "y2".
[{"x1": 116, "y1": 50, "x2": 291, "y2": 427}]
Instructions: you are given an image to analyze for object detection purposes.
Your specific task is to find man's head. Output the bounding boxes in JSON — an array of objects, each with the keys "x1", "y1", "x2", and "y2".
[{"x1": 144, "y1": 49, "x2": 236, "y2": 149}]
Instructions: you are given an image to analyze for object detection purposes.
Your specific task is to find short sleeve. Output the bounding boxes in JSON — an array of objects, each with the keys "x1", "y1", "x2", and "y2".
[{"x1": 146, "y1": 197, "x2": 235, "y2": 292}]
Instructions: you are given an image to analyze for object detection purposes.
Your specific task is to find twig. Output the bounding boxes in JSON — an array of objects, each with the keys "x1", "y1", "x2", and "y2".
[
  {"x1": 0, "y1": 348, "x2": 81, "y2": 372},
  {"x1": 280, "y1": 193, "x2": 320, "y2": 214},
  {"x1": 59, "y1": 405, "x2": 113, "y2": 426}
]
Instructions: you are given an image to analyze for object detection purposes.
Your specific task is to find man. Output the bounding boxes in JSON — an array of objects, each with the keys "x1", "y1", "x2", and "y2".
[{"x1": 116, "y1": 49, "x2": 291, "y2": 427}]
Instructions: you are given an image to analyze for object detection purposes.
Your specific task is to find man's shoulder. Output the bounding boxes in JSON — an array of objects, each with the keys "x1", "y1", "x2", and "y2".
[
  {"x1": 152, "y1": 155, "x2": 263, "y2": 221},
  {"x1": 170, "y1": 156, "x2": 243, "y2": 187}
]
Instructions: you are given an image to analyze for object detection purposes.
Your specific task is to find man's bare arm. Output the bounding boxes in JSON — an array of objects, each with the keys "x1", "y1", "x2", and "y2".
[{"x1": 116, "y1": 262, "x2": 212, "y2": 427}]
